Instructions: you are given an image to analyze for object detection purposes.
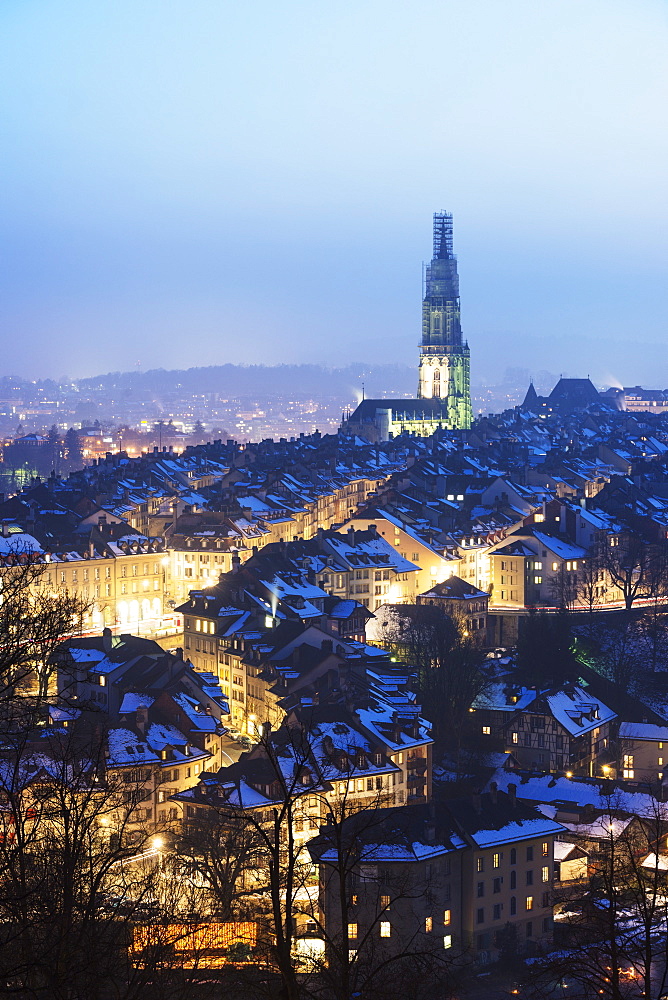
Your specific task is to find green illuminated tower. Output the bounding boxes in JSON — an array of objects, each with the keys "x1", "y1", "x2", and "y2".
[{"x1": 417, "y1": 212, "x2": 472, "y2": 429}]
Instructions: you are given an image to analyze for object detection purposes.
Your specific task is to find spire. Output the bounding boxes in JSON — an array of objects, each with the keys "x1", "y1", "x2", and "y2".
[
  {"x1": 521, "y1": 382, "x2": 539, "y2": 411},
  {"x1": 433, "y1": 211, "x2": 454, "y2": 259}
]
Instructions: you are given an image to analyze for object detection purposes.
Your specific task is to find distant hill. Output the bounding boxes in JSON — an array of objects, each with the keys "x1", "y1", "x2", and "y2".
[{"x1": 75, "y1": 363, "x2": 416, "y2": 398}]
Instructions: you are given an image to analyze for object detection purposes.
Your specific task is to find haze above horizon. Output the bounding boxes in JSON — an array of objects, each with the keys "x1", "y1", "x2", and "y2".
[{"x1": 2, "y1": 0, "x2": 667, "y2": 387}]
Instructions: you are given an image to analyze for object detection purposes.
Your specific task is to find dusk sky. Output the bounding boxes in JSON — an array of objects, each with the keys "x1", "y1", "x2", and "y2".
[{"x1": 2, "y1": 0, "x2": 666, "y2": 387}]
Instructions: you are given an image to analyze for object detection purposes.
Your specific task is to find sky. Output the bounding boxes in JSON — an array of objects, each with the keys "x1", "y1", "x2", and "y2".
[{"x1": 1, "y1": 0, "x2": 667, "y2": 387}]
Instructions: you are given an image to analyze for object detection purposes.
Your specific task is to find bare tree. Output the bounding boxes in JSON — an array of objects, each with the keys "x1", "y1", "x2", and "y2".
[
  {"x1": 527, "y1": 796, "x2": 668, "y2": 1000},
  {"x1": 0, "y1": 720, "x2": 180, "y2": 999},
  {"x1": 305, "y1": 797, "x2": 463, "y2": 1000},
  {"x1": 550, "y1": 564, "x2": 579, "y2": 610},
  {"x1": 380, "y1": 604, "x2": 489, "y2": 755},
  {"x1": 639, "y1": 542, "x2": 668, "y2": 672},
  {"x1": 0, "y1": 554, "x2": 89, "y2": 705},
  {"x1": 575, "y1": 539, "x2": 608, "y2": 614},
  {"x1": 176, "y1": 717, "x2": 460, "y2": 1000},
  {"x1": 602, "y1": 532, "x2": 649, "y2": 612}
]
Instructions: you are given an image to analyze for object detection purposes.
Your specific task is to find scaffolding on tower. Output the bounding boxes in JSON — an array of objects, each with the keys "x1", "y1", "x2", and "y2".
[{"x1": 433, "y1": 211, "x2": 454, "y2": 259}]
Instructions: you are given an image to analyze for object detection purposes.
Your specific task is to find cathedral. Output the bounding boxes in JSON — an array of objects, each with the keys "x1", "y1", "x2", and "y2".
[{"x1": 342, "y1": 212, "x2": 472, "y2": 442}]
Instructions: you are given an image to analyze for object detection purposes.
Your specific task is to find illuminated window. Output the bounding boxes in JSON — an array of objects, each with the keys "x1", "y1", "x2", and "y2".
[
  {"x1": 542, "y1": 842, "x2": 549, "y2": 856},
  {"x1": 552, "y1": 562, "x2": 558, "y2": 571},
  {"x1": 443, "y1": 909, "x2": 451, "y2": 926},
  {"x1": 622, "y1": 754, "x2": 635, "y2": 780},
  {"x1": 542, "y1": 867, "x2": 549, "y2": 882},
  {"x1": 493, "y1": 853, "x2": 500, "y2": 869},
  {"x1": 425, "y1": 917, "x2": 433, "y2": 933},
  {"x1": 443, "y1": 935, "x2": 452, "y2": 949},
  {"x1": 534, "y1": 576, "x2": 542, "y2": 584},
  {"x1": 477, "y1": 858, "x2": 484, "y2": 872},
  {"x1": 659, "y1": 757, "x2": 664, "y2": 766},
  {"x1": 525, "y1": 896, "x2": 533, "y2": 911},
  {"x1": 347, "y1": 923, "x2": 357, "y2": 939},
  {"x1": 99, "y1": 675, "x2": 106, "y2": 687},
  {"x1": 512, "y1": 732, "x2": 518, "y2": 744},
  {"x1": 380, "y1": 895, "x2": 390, "y2": 909},
  {"x1": 380, "y1": 922, "x2": 391, "y2": 938},
  {"x1": 482, "y1": 726, "x2": 491, "y2": 735}
]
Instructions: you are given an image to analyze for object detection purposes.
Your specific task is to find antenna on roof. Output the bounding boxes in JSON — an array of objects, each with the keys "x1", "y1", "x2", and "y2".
[{"x1": 362, "y1": 382, "x2": 365, "y2": 401}]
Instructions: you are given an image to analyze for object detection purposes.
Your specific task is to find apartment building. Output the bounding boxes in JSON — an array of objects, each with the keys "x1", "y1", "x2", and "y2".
[
  {"x1": 447, "y1": 785, "x2": 563, "y2": 963},
  {"x1": 618, "y1": 722, "x2": 668, "y2": 785},
  {"x1": 311, "y1": 789, "x2": 563, "y2": 968},
  {"x1": 346, "y1": 508, "x2": 459, "y2": 595}
]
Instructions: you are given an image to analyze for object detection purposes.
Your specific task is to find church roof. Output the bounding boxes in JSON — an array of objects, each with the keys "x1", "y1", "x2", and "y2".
[
  {"x1": 347, "y1": 398, "x2": 449, "y2": 423},
  {"x1": 521, "y1": 382, "x2": 539, "y2": 410},
  {"x1": 548, "y1": 378, "x2": 601, "y2": 406}
]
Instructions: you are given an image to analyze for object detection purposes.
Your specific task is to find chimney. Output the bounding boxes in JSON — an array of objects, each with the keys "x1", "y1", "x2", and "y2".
[
  {"x1": 508, "y1": 783, "x2": 517, "y2": 808},
  {"x1": 102, "y1": 627, "x2": 112, "y2": 653},
  {"x1": 347, "y1": 526, "x2": 355, "y2": 547},
  {"x1": 490, "y1": 781, "x2": 498, "y2": 805},
  {"x1": 89, "y1": 540, "x2": 95, "y2": 558},
  {"x1": 472, "y1": 793, "x2": 482, "y2": 814},
  {"x1": 368, "y1": 523, "x2": 378, "y2": 538},
  {"x1": 231, "y1": 553, "x2": 241, "y2": 574}
]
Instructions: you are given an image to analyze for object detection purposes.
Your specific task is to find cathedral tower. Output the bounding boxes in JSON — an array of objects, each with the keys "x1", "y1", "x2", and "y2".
[{"x1": 417, "y1": 212, "x2": 472, "y2": 429}]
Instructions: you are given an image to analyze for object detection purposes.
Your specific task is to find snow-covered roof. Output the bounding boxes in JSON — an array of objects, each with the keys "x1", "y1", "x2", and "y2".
[
  {"x1": 619, "y1": 722, "x2": 668, "y2": 742},
  {"x1": 328, "y1": 599, "x2": 360, "y2": 619},
  {"x1": 559, "y1": 816, "x2": 633, "y2": 841},
  {"x1": 119, "y1": 692, "x2": 155, "y2": 713},
  {"x1": 107, "y1": 728, "x2": 160, "y2": 766},
  {"x1": 0, "y1": 532, "x2": 43, "y2": 556},
  {"x1": 531, "y1": 531, "x2": 587, "y2": 561},
  {"x1": 485, "y1": 769, "x2": 660, "y2": 819},
  {"x1": 641, "y1": 852, "x2": 668, "y2": 871},
  {"x1": 546, "y1": 688, "x2": 616, "y2": 736},
  {"x1": 553, "y1": 840, "x2": 583, "y2": 861},
  {"x1": 470, "y1": 816, "x2": 564, "y2": 849}
]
